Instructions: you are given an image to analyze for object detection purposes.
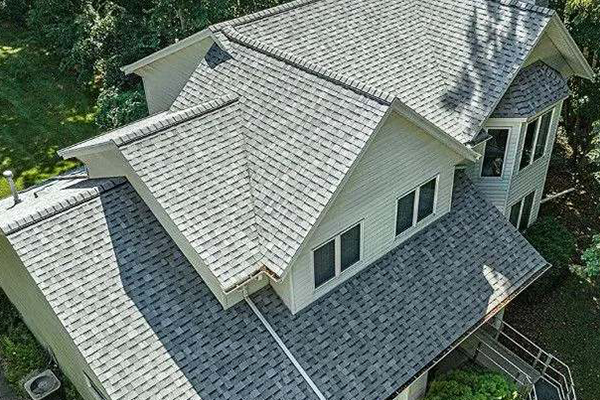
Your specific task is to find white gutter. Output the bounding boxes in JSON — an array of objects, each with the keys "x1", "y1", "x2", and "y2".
[{"x1": 244, "y1": 295, "x2": 327, "y2": 400}]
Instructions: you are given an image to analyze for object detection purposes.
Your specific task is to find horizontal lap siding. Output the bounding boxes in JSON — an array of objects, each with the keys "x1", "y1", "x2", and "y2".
[
  {"x1": 507, "y1": 101, "x2": 563, "y2": 223},
  {"x1": 289, "y1": 112, "x2": 464, "y2": 312}
]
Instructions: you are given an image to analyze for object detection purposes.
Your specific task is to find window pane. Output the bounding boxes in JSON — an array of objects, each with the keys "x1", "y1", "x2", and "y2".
[
  {"x1": 314, "y1": 240, "x2": 335, "y2": 288},
  {"x1": 509, "y1": 202, "x2": 521, "y2": 228},
  {"x1": 534, "y1": 112, "x2": 552, "y2": 161},
  {"x1": 417, "y1": 179, "x2": 436, "y2": 222},
  {"x1": 520, "y1": 119, "x2": 538, "y2": 170},
  {"x1": 481, "y1": 129, "x2": 509, "y2": 177},
  {"x1": 519, "y1": 192, "x2": 535, "y2": 231},
  {"x1": 341, "y1": 225, "x2": 360, "y2": 271},
  {"x1": 396, "y1": 191, "x2": 415, "y2": 235}
]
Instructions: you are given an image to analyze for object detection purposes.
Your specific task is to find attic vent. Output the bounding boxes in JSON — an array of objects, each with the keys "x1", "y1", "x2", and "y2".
[{"x1": 3, "y1": 170, "x2": 20, "y2": 205}]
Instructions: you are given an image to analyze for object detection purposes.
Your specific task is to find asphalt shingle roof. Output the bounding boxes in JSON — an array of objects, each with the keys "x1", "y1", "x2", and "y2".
[
  {"x1": 2, "y1": 172, "x2": 548, "y2": 400},
  {"x1": 4, "y1": 178, "x2": 320, "y2": 400},
  {"x1": 491, "y1": 61, "x2": 570, "y2": 118}
]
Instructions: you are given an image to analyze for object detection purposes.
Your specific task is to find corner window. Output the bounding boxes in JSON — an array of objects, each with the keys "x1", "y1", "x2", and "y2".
[
  {"x1": 395, "y1": 177, "x2": 437, "y2": 236},
  {"x1": 313, "y1": 223, "x2": 361, "y2": 288},
  {"x1": 509, "y1": 191, "x2": 536, "y2": 231},
  {"x1": 481, "y1": 128, "x2": 509, "y2": 177},
  {"x1": 520, "y1": 110, "x2": 553, "y2": 170}
]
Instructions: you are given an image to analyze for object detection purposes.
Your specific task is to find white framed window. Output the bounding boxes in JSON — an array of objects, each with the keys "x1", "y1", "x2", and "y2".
[
  {"x1": 519, "y1": 109, "x2": 554, "y2": 170},
  {"x1": 313, "y1": 223, "x2": 362, "y2": 289},
  {"x1": 481, "y1": 128, "x2": 510, "y2": 177},
  {"x1": 395, "y1": 176, "x2": 438, "y2": 237},
  {"x1": 84, "y1": 373, "x2": 107, "y2": 400},
  {"x1": 509, "y1": 191, "x2": 535, "y2": 231}
]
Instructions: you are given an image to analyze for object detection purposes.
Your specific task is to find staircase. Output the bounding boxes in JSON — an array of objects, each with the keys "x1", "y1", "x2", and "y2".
[{"x1": 463, "y1": 321, "x2": 576, "y2": 400}]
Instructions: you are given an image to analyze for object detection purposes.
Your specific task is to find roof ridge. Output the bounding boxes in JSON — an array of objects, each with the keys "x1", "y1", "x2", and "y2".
[
  {"x1": 492, "y1": 0, "x2": 555, "y2": 16},
  {"x1": 211, "y1": 0, "x2": 324, "y2": 32},
  {"x1": 221, "y1": 26, "x2": 395, "y2": 105},
  {"x1": 2, "y1": 179, "x2": 126, "y2": 236},
  {"x1": 118, "y1": 94, "x2": 238, "y2": 147}
]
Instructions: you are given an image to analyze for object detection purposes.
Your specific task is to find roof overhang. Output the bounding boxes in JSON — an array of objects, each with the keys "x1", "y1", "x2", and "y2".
[
  {"x1": 121, "y1": 29, "x2": 225, "y2": 75},
  {"x1": 390, "y1": 99, "x2": 480, "y2": 162},
  {"x1": 546, "y1": 15, "x2": 594, "y2": 80}
]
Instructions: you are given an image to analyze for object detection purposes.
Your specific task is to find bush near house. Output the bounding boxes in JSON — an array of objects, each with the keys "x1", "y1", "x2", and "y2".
[
  {"x1": 581, "y1": 234, "x2": 600, "y2": 278},
  {"x1": 423, "y1": 369, "x2": 521, "y2": 400}
]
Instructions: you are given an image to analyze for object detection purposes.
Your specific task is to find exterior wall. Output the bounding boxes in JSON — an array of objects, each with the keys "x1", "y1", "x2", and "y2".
[
  {"x1": 288, "y1": 112, "x2": 464, "y2": 312},
  {"x1": 506, "y1": 101, "x2": 564, "y2": 226},
  {"x1": 0, "y1": 233, "x2": 107, "y2": 400},
  {"x1": 465, "y1": 119, "x2": 525, "y2": 211},
  {"x1": 393, "y1": 371, "x2": 429, "y2": 400},
  {"x1": 136, "y1": 38, "x2": 213, "y2": 114}
]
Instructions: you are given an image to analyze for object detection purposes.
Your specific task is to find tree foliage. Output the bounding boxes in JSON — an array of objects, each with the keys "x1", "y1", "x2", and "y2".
[
  {"x1": 582, "y1": 233, "x2": 600, "y2": 277},
  {"x1": 424, "y1": 369, "x2": 521, "y2": 400}
]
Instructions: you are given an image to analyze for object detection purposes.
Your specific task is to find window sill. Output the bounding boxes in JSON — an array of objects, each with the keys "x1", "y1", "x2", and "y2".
[
  {"x1": 393, "y1": 213, "x2": 437, "y2": 245},
  {"x1": 313, "y1": 259, "x2": 364, "y2": 295}
]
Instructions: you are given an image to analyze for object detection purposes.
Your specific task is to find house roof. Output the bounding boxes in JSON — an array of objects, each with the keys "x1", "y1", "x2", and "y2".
[
  {"x1": 1, "y1": 171, "x2": 548, "y2": 400},
  {"x1": 58, "y1": 0, "x2": 570, "y2": 291},
  {"x1": 491, "y1": 61, "x2": 570, "y2": 118}
]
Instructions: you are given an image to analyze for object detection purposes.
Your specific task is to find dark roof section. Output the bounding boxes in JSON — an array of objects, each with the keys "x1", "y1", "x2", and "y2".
[
  {"x1": 251, "y1": 172, "x2": 548, "y2": 400},
  {"x1": 491, "y1": 61, "x2": 570, "y2": 118},
  {"x1": 5, "y1": 180, "x2": 320, "y2": 400}
]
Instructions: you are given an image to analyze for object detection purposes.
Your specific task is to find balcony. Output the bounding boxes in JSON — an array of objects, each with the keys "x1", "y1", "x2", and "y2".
[{"x1": 434, "y1": 320, "x2": 576, "y2": 400}]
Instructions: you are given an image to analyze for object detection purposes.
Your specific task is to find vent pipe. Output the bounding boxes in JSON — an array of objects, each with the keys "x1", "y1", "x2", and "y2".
[{"x1": 3, "y1": 171, "x2": 20, "y2": 205}]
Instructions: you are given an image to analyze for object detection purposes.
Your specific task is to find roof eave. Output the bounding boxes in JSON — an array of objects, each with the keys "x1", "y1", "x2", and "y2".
[
  {"x1": 58, "y1": 141, "x2": 116, "y2": 160},
  {"x1": 121, "y1": 29, "x2": 223, "y2": 75},
  {"x1": 549, "y1": 15, "x2": 594, "y2": 80}
]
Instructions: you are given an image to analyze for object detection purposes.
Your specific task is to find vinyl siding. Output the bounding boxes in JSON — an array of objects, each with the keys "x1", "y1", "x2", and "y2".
[
  {"x1": 507, "y1": 101, "x2": 564, "y2": 225},
  {"x1": 288, "y1": 112, "x2": 464, "y2": 312},
  {"x1": 0, "y1": 234, "x2": 107, "y2": 400},
  {"x1": 465, "y1": 120, "x2": 523, "y2": 211},
  {"x1": 137, "y1": 39, "x2": 213, "y2": 114}
]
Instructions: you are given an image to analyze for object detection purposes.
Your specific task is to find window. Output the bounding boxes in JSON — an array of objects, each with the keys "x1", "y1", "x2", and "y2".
[
  {"x1": 395, "y1": 177, "x2": 437, "y2": 236},
  {"x1": 509, "y1": 191, "x2": 536, "y2": 231},
  {"x1": 481, "y1": 128, "x2": 509, "y2": 177},
  {"x1": 313, "y1": 224, "x2": 361, "y2": 288},
  {"x1": 520, "y1": 109, "x2": 553, "y2": 170}
]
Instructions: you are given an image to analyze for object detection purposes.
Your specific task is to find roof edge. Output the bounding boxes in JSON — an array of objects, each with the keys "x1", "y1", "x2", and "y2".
[
  {"x1": 548, "y1": 15, "x2": 595, "y2": 80},
  {"x1": 121, "y1": 29, "x2": 224, "y2": 75}
]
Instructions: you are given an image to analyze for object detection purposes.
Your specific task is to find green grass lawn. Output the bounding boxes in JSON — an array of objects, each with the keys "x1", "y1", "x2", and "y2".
[{"x1": 0, "y1": 22, "x2": 97, "y2": 198}]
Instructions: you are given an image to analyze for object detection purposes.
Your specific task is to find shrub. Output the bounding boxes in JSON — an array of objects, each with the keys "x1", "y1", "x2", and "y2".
[
  {"x1": 95, "y1": 85, "x2": 148, "y2": 131},
  {"x1": 424, "y1": 369, "x2": 521, "y2": 400},
  {"x1": 582, "y1": 234, "x2": 600, "y2": 278}
]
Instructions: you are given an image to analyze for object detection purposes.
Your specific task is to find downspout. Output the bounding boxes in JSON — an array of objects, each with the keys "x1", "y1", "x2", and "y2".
[{"x1": 244, "y1": 292, "x2": 327, "y2": 400}]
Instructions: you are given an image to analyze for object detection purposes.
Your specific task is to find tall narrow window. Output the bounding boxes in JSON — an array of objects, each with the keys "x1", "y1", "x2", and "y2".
[
  {"x1": 481, "y1": 128, "x2": 509, "y2": 177},
  {"x1": 395, "y1": 177, "x2": 437, "y2": 237},
  {"x1": 340, "y1": 225, "x2": 361, "y2": 271},
  {"x1": 520, "y1": 119, "x2": 538, "y2": 170},
  {"x1": 509, "y1": 191, "x2": 536, "y2": 231},
  {"x1": 418, "y1": 178, "x2": 436, "y2": 221},
  {"x1": 313, "y1": 240, "x2": 335, "y2": 287},
  {"x1": 534, "y1": 112, "x2": 552, "y2": 161},
  {"x1": 520, "y1": 109, "x2": 554, "y2": 169},
  {"x1": 313, "y1": 223, "x2": 362, "y2": 288},
  {"x1": 396, "y1": 192, "x2": 415, "y2": 235},
  {"x1": 519, "y1": 192, "x2": 535, "y2": 231}
]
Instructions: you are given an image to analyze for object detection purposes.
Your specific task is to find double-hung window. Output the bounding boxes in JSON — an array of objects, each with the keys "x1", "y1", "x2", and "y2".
[
  {"x1": 395, "y1": 177, "x2": 437, "y2": 236},
  {"x1": 520, "y1": 110, "x2": 553, "y2": 170},
  {"x1": 481, "y1": 128, "x2": 509, "y2": 177},
  {"x1": 313, "y1": 224, "x2": 361, "y2": 288},
  {"x1": 509, "y1": 191, "x2": 535, "y2": 231}
]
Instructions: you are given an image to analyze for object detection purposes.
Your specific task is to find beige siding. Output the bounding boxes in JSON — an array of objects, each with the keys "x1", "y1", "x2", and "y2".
[
  {"x1": 507, "y1": 101, "x2": 564, "y2": 225},
  {"x1": 465, "y1": 120, "x2": 524, "y2": 211},
  {"x1": 137, "y1": 39, "x2": 213, "y2": 114},
  {"x1": 289, "y1": 112, "x2": 464, "y2": 312},
  {"x1": 0, "y1": 234, "x2": 106, "y2": 400}
]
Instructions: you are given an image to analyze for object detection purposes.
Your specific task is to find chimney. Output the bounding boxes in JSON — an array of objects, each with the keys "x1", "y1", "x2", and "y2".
[{"x1": 3, "y1": 171, "x2": 20, "y2": 205}]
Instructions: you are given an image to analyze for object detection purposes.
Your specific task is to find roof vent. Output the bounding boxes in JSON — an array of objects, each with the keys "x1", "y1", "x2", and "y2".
[{"x1": 3, "y1": 170, "x2": 20, "y2": 205}]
